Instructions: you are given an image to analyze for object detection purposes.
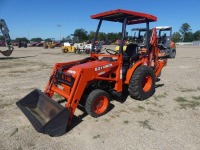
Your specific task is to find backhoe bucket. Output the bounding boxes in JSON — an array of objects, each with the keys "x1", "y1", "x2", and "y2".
[
  {"x1": 0, "y1": 50, "x2": 12, "y2": 56},
  {"x1": 16, "y1": 89, "x2": 70, "y2": 136}
]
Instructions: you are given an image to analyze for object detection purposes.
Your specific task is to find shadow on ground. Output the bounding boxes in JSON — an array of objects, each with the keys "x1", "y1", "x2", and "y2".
[{"x1": 0, "y1": 55, "x2": 37, "y2": 60}]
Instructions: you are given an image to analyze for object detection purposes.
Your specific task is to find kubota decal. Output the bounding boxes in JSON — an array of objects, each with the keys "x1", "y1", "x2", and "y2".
[{"x1": 95, "y1": 64, "x2": 112, "y2": 71}]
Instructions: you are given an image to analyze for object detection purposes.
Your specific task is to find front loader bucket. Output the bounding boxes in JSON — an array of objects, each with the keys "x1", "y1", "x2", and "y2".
[{"x1": 16, "y1": 89, "x2": 70, "y2": 136}]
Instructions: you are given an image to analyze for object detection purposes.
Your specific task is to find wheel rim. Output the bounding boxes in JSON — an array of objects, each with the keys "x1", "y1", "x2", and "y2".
[
  {"x1": 142, "y1": 75, "x2": 153, "y2": 92},
  {"x1": 93, "y1": 96, "x2": 108, "y2": 114}
]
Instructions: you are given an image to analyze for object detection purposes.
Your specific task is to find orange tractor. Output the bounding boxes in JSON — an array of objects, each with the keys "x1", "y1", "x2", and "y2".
[{"x1": 17, "y1": 9, "x2": 168, "y2": 136}]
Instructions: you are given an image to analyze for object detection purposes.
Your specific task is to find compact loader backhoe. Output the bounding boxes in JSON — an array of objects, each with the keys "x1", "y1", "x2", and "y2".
[
  {"x1": 156, "y1": 26, "x2": 176, "y2": 58},
  {"x1": 0, "y1": 19, "x2": 14, "y2": 56},
  {"x1": 17, "y1": 9, "x2": 168, "y2": 136}
]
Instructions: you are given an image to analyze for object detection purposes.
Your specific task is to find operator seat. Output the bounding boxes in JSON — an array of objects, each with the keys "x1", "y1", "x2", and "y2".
[
  {"x1": 158, "y1": 34, "x2": 169, "y2": 50},
  {"x1": 123, "y1": 43, "x2": 139, "y2": 61},
  {"x1": 122, "y1": 43, "x2": 139, "y2": 79}
]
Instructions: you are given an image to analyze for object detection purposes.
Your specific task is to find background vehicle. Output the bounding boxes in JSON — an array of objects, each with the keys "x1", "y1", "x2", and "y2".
[
  {"x1": 0, "y1": 41, "x2": 6, "y2": 46},
  {"x1": 156, "y1": 26, "x2": 176, "y2": 58},
  {"x1": 17, "y1": 9, "x2": 168, "y2": 136},
  {"x1": 62, "y1": 42, "x2": 86, "y2": 53},
  {"x1": 43, "y1": 41, "x2": 55, "y2": 49},
  {"x1": 131, "y1": 28, "x2": 151, "y2": 46},
  {"x1": 62, "y1": 34, "x2": 86, "y2": 53},
  {"x1": 115, "y1": 28, "x2": 150, "y2": 51},
  {"x1": 0, "y1": 19, "x2": 14, "y2": 56},
  {"x1": 84, "y1": 42, "x2": 103, "y2": 54},
  {"x1": 18, "y1": 40, "x2": 27, "y2": 48}
]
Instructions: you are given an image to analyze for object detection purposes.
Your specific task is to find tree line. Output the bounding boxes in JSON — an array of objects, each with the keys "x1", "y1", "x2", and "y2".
[
  {"x1": 171, "y1": 23, "x2": 200, "y2": 43},
  {"x1": 0, "y1": 23, "x2": 199, "y2": 43}
]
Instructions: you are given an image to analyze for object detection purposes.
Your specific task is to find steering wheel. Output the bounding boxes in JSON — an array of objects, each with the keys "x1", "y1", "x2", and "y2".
[{"x1": 106, "y1": 48, "x2": 118, "y2": 55}]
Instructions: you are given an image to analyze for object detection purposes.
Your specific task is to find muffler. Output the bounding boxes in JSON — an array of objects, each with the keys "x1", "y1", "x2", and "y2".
[{"x1": 16, "y1": 89, "x2": 70, "y2": 136}]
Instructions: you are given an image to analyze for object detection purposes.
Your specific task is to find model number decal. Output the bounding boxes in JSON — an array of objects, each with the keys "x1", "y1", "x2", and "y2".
[{"x1": 95, "y1": 64, "x2": 112, "y2": 71}]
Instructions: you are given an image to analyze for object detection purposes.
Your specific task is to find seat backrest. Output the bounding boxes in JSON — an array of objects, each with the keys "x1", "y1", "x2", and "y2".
[{"x1": 124, "y1": 44, "x2": 138, "y2": 58}]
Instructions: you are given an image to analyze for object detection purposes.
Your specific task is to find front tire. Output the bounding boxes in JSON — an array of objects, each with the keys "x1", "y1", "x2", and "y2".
[
  {"x1": 128, "y1": 66, "x2": 155, "y2": 100},
  {"x1": 85, "y1": 89, "x2": 110, "y2": 118},
  {"x1": 62, "y1": 49, "x2": 68, "y2": 53}
]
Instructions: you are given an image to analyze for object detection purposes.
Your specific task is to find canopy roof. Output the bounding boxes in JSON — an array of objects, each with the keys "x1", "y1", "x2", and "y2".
[
  {"x1": 91, "y1": 9, "x2": 157, "y2": 25},
  {"x1": 131, "y1": 28, "x2": 147, "y2": 31},
  {"x1": 156, "y1": 26, "x2": 172, "y2": 31}
]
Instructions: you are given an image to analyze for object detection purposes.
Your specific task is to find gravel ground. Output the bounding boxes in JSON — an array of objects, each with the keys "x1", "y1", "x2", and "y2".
[{"x1": 0, "y1": 45, "x2": 200, "y2": 150}]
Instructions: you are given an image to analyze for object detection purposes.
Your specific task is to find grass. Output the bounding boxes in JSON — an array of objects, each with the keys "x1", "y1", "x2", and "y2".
[
  {"x1": 9, "y1": 69, "x2": 32, "y2": 74},
  {"x1": 137, "y1": 105, "x2": 145, "y2": 110},
  {"x1": 28, "y1": 142, "x2": 35, "y2": 148},
  {"x1": 147, "y1": 109, "x2": 161, "y2": 116},
  {"x1": 0, "y1": 102, "x2": 13, "y2": 109},
  {"x1": 192, "y1": 96, "x2": 200, "y2": 100},
  {"x1": 145, "y1": 101, "x2": 158, "y2": 107},
  {"x1": 104, "y1": 118, "x2": 110, "y2": 122},
  {"x1": 18, "y1": 146, "x2": 23, "y2": 150},
  {"x1": 109, "y1": 114, "x2": 120, "y2": 119},
  {"x1": 179, "y1": 101, "x2": 200, "y2": 110},
  {"x1": 123, "y1": 120, "x2": 129, "y2": 124},
  {"x1": 138, "y1": 119, "x2": 154, "y2": 130},
  {"x1": 157, "y1": 112, "x2": 164, "y2": 116},
  {"x1": 130, "y1": 106, "x2": 147, "y2": 113},
  {"x1": 180, "y1": 87, "x2": 196, "y2": 92},
  {"x1": 174, "y1": 97, "x2": 188, "y2": 103},
  {"x1": 0, "y1": 93, "x2": 4, "y2": 97},
  {"x1": 150, "y1": 102, "x2": 158, "y2": 107},
  {"x1": 146, "y1": 93, "x2": 168, "y2": 106},
  {"x1": 153, "y1": 92, "x2": 167, "y2": 101},
  {"x1": 93, "y1": 134, "x2": 101, "y2": 139},
  {"x1": 174, "y1": 96, "x2": 200, "y2": 110}
]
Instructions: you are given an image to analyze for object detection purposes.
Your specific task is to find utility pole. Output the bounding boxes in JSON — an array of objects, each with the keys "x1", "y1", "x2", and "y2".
[{"x1": 57, "y1": 24, "x2": 61, "y2": 41}]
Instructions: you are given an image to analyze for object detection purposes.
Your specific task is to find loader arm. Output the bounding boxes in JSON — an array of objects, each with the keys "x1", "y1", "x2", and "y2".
[
  {"x1": 45, "y1": 54, "x2": 123, "y2": 124},
  {"x1": 0, "y1": 19, "x2": 14, "y2": 56}
]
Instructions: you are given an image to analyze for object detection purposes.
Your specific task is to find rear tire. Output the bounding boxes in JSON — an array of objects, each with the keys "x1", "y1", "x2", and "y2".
[
  {"x1": 74, "y1": 48, "x2": 80, "y2": 54},
  {"x1": 85, "y1": 89, "x2": 110, "y2": 118},
  {"x1": 85, "y1": 49, "x2": 90, "y2": 54},
  {"x1": 169, "y1": 49, "x2": 176, "y2": 58},
  {"x1": 128, "y1": 66, "x2": 155, "y2": 100}
]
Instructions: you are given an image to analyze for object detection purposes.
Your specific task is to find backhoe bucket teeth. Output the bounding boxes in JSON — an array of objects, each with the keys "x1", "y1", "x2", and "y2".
[{"x1": 16, "y1": 89, "x2": 70, "y2": 136}]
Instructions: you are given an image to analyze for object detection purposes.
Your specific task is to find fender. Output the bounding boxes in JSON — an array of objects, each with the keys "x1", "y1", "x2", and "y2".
[{"x1": 125, "y1": 60, "x2": 145, "y2": 84}]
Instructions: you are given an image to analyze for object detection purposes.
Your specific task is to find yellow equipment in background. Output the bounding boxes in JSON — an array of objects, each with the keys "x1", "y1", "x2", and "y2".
[
  {"x1": 62, "y1": 42, "x2": 86, "y2": 53},
  {"x1": 61, "y1": 42, "x2": 75, "y2": 53},
  {"x1": 43, "y1": 42, "x2": 55, "y2": 49}
]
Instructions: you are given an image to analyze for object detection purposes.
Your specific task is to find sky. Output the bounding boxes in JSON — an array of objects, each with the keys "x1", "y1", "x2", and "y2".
[{"x1": 1, "y1": 0, "x2": 200, "y2": 40}]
